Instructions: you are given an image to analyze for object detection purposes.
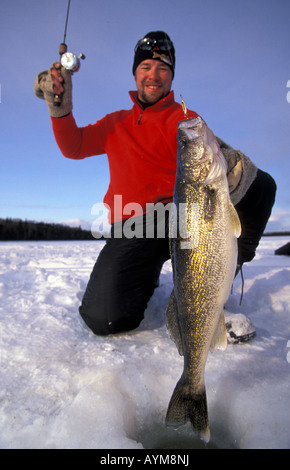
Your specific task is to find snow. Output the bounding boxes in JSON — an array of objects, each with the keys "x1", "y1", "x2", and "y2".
[{"x1": 0, "y1": 237, "x2": 290, "y2": 449}]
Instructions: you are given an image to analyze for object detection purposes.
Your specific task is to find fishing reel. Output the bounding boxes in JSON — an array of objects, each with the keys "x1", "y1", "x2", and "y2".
[
  {"x1": 53, "y1": 42, "x2": 85, "y2": 106},
  {"x1": 59, "y1": 42, "x2": 86, "y2": 73}
]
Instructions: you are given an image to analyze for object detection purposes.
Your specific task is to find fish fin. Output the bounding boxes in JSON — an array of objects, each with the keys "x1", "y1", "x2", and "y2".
[
  {"x1": 166, "y1": 291, "x2": 183, "y2": 356},
  {"x1": 210, "y1": 310, "x2": 227, "y2": 352},
  {"x1": 228, "y1": 200, "x2": 241, "y2": 238},
  {"x1": 166, "y1": 379, "x2": 210, "y2": 443}
]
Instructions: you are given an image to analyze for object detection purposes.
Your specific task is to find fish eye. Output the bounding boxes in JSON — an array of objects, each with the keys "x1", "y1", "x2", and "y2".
[
  {"x1": 179, "y1": 137, "x2": 187, "y2": 149},
  {"x1": 207, "y1": 187, "x2": 216, "y2": 196}
]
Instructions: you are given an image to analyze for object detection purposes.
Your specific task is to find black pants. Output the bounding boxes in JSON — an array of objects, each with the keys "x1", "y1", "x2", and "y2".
[
  {"x1": 235, "y1": 169, "x2": 276, "y2": 265},
  {"x1": 79, "y1": 169, "x2": 276, "y2": 336},
  {"x1": 79, "y1": 213, "x2": 170, "y2": 335}
]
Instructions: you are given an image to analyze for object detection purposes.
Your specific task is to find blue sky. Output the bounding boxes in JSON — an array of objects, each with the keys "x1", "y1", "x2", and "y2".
[{"x1": 1, "y1": 0, "x2": 290, "y2": 232}]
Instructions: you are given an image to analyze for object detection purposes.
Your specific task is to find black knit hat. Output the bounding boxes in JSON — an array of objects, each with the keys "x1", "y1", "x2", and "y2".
[{"x1": 132, "y1": 31, "x2": 175, "y2": 78}]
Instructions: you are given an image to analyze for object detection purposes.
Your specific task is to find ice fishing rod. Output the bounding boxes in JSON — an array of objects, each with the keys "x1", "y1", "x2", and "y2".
[{"x1": 54, "y1": 0, "x2": 86, "y2": 106}]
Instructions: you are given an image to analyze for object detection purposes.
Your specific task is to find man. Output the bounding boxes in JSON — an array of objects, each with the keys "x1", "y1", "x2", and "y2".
[{"x1": 34, "y1": 31, "x2": 276, "y2": 336}]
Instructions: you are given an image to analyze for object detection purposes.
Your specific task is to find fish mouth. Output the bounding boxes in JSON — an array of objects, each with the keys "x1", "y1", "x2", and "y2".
[
  {"x1": 177, "y1": 117, "x2": 206, "y2": 165},
  {"x1": 178, "y1": 117, "x2": 203, "y2": 140},
  {"x1": 177, "y1": 118, "x2": 206, "y2": 158},
  {"x1": 177, "y1": 117, "x2": 227, "y2": 186}
]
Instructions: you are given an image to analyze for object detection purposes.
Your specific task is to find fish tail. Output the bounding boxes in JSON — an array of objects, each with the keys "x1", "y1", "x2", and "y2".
[{"x1": 165, "y1": 380, "x2": 210, "y2": 443}]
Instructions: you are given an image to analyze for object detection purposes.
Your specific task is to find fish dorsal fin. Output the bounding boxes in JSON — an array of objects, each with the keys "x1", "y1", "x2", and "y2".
[
  {"x1": 210, "y1": 310, "x2": 227, "y2": 352},
  {"x1": 228, "y1": 200, "x2": 241, "y2": 238}
]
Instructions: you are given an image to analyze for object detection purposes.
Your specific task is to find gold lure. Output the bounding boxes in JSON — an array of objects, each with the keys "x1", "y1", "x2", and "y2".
[{"x1": 180, "y1": 94, "x2": 188, "y2": 119}]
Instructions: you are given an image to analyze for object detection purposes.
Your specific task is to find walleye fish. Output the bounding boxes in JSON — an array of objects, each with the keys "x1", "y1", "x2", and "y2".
[{"x1": 166, "y1": 117, "x2": 241, "y2": 442}]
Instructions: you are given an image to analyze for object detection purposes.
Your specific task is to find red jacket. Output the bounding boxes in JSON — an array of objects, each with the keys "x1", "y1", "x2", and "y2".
[{"x1": 51, "y1": 90, "x2": 198, "y2": 223}]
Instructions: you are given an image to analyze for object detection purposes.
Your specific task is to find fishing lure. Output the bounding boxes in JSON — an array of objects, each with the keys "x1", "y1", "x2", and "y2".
[{"x1": 180, "y1": 94, "x2": 188, "y2": 119}]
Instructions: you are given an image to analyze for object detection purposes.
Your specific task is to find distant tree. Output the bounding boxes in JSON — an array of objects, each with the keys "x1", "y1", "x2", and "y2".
[{"x1": 0, "y1": 218, "x2": 103, "y2": 241}]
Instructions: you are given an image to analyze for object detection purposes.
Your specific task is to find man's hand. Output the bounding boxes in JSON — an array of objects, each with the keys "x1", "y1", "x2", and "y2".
[
  {"x1": 34, "y1": 63, "x2": 73, "y2": 118},
  {"x1": 51, "y1": 62, "x2": 65, "y2": 96}
]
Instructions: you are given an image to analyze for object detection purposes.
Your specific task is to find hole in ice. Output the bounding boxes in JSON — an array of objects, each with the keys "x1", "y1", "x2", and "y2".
[{"x1": 128, "y1": 420, "x2": 220, "y2": 449}]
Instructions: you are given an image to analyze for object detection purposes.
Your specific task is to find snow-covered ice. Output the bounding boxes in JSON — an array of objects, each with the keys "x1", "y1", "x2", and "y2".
[{"x1": 0, "y1": 237, "x2": 290, "y2": 449}]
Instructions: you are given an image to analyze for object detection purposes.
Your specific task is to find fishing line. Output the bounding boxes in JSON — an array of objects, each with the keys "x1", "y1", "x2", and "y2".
[{"x1": 63, "y1": 0, "x2": 71, "y2": 45}]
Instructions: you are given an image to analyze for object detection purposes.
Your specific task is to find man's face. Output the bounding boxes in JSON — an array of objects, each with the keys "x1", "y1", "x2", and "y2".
[{"x1": 134, "y1": 59, "x2": 173, "y2": 105}]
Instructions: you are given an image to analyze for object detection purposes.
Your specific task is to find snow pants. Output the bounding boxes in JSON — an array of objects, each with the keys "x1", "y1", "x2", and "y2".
[
  {"x1": 79, "y1": 169, "x2": 276, "y2": 336},
  {"x1": 79, "y1": 212, "x2": 170, "y2": 335},
  {"x1": 235, "y1": 169, "x2": 277, "y2": 266}
]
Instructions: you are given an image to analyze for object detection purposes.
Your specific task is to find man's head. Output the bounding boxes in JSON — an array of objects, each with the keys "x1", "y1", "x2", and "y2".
[{"x1": 133, "y1": 31, "x2": 175, "y2": 105}]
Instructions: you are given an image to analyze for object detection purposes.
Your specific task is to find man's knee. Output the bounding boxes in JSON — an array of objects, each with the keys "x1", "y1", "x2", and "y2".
[
  {"x1": 77, "y1": 230, "x2": 169, "y2": 336},
  {"x1": 79, "y1": 305, "x2": 143, "y2": 336}
]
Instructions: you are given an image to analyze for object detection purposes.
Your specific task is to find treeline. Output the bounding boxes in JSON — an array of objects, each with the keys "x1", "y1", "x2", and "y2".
[
  {"x1": 264, "y1": 231, "x2": 290, "y2": 237},
  {"x1": 0, "y1": 218, "x2": 102, "y2": 241},
  {"x1": 1, "y1": 218, "x2": 289, "y2": 241}
]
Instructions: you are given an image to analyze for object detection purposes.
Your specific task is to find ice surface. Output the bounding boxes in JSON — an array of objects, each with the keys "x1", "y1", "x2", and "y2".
[{"x1": 0, "y1": 237, "x2": 290, "y2": 449}]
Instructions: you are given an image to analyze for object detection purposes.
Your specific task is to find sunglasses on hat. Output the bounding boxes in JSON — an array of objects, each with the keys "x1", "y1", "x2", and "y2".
[{"x1": 134, "y1": 37, "x2": 173, "y2": 53}]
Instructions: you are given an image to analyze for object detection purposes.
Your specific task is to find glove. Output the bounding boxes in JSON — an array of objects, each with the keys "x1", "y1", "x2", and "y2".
[{"x1": 34, "y1": 64, "x2": 73, "y2": 118}]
